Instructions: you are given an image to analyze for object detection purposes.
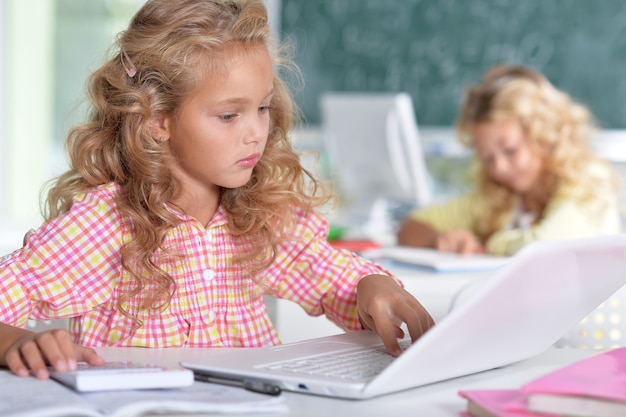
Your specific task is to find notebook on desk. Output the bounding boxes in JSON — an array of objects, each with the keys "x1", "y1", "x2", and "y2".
[
  {"x1": 379, "y1": 246, "x2": 510, "y2": 272},
  {"x1": 181, "y1": 234, "x2": 626, "y2": 400}
]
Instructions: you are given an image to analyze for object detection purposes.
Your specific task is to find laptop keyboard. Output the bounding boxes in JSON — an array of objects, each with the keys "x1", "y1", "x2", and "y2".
[{"x1": 260, "y1": 340, "x2": 411, "y2": 381}]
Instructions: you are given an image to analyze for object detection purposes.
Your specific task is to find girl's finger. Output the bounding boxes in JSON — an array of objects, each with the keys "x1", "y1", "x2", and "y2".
[
  {"x1": 46, "y1": 330, "x2": 77, "y2": 371},
  {"x1": 4, "y1": 348, "x2": 30, "y2": 377},
  {"x1": 19, "y1": 340, "x2": 50, "y2": 379}
]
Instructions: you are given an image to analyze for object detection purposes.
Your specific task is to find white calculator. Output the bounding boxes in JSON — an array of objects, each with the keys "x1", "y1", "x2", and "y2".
[{"x1": 49, "y1": 361, "x2": 194, "y2": 392}]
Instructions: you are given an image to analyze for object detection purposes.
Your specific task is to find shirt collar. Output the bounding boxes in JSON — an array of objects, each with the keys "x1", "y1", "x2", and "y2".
[{"x1": 165, "y1": 203, "x2": 228, "y2": 229}]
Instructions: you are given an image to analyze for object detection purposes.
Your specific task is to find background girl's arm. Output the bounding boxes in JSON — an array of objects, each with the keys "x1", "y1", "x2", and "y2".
[
  {"x1": 486, "y1": 197, "x2": 621, "y2": 256},
  {"x1": 396, "y1": 218, "x2": 439, "y2": 247},
  {"x1": 397, "y1": 192, "x2": 482, "y2": 248}
]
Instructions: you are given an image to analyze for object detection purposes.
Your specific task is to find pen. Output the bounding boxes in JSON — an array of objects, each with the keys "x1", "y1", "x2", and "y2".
[{"x1": 193, "y1": 373, "x2": 282, "y2": 396}]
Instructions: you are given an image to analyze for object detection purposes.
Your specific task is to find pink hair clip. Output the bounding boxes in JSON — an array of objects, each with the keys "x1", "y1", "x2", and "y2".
[{"x1": 121, "y1": 49, "x2": 137, "y2": 78}]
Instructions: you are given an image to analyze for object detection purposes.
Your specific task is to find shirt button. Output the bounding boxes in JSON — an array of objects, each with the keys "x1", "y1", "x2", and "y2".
[{"x1": 202, "y1": 269, "x2": 216, "y2": 281}]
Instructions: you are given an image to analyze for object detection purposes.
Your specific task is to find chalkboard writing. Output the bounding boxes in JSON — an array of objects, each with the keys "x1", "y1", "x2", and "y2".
[{"x1": 281, "y1": 0, "x2": 626, "y2": 128}]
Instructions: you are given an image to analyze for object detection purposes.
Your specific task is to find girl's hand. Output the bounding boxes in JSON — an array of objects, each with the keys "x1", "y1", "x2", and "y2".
[
  {"x1": 357, "y1": 274, "x2": 435, "y2": 357},
  {"x1": 436, "y1": 230, "x2": 485, "y2": 255},
  {"x1": 4, "y1": 328, "x2": 104, "y2": 379}
]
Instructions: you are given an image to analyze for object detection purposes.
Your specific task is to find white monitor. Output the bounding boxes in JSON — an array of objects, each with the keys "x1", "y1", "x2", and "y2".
[{"x1": 320, "y1": 92, "x2": 432, "y2": 233}]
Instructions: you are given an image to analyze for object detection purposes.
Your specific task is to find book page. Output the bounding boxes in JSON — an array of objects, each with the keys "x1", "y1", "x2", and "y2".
[
  {"x1": 0, "y1": 370, "x2": 100, "y2": 417},
  {"x1": 379, "y1": 246, "x2": 509, "y2": 272},
  {"x1": 0, "y1": 369, "x2": 287, "y2": 417},
  {"x1": 84, "y1": 381, "x2": 288, "y2": 417}
]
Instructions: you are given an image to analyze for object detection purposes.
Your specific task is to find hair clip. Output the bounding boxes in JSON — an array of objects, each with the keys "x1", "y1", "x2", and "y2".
[{"x1": 121, "y1": 49, "x2": 137, "y2": 78}]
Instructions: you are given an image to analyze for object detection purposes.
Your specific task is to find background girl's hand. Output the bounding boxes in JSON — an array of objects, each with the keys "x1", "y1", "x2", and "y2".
[
  {"x1": 357, "y1": 275, "x2": 435, "y2": 357},
  {"x1": 4, "y1": 328, "x2": 104, "y2": 379},
  {"x1": 436, "y1": 230, "x2": 485, "y2": 254}
]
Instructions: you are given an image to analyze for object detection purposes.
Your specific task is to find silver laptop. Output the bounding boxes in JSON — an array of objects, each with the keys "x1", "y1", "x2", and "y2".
[{"x1": 181, "y1": 234, "x2": 626, "y2": 399}]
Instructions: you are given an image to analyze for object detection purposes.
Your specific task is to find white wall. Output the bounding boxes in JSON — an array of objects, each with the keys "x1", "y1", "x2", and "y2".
[
  {"x1": 0, "y1": 2, "x2": 5, "y2": 221},
  {"x1": 0, "y1": 0, "x2": 55, "y2": 254}
]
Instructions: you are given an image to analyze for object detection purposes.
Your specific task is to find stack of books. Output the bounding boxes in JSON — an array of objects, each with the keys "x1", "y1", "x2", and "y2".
[{"x1": 459, "y1": 347, "x2": 626, "y2": 417}]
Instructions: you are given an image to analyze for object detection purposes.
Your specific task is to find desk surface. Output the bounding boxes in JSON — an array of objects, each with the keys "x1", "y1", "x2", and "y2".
[{"x1": 95, "y1": 346, "x2": 595, "y2": 417}]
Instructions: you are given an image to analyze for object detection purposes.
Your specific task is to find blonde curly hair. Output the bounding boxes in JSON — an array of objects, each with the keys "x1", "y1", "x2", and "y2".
[
  {"x1": 43, "y1": 0, "x2": 331, "y2": 322},
  {"x1": 456, "y1": 64, "x2": 617, "y2": 241}
]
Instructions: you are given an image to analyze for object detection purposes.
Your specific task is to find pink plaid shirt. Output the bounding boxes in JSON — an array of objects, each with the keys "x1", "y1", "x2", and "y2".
[{"x1": 0, "y1": 183, "x2": 391, "y2": 347}]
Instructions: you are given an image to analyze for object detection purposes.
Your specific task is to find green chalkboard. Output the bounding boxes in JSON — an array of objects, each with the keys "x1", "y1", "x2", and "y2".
[{"x1": 280, "y1": 0, "x2": 626, "y2": 128}]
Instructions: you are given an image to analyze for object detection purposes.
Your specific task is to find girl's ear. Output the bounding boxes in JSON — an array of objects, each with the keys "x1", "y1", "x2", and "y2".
[{"x1": 148, "y1": 114, "x2": 171, "y2": 142}]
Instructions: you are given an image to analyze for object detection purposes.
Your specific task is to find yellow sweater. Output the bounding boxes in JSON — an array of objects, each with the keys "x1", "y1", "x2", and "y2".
[{"x1": 410, "y1": 185, "x2": 622, "y2": 256}]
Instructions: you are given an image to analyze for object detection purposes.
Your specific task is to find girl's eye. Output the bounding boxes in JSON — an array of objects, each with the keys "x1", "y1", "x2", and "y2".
[
  {"x1": 219, "y1": 113, "x2": 237, "y2": 122},
  {"x1": 482, "y1": 156, "x2": 494, "y2": 166},
  {"x1": 259, "y1": 105, "x2": 270, "y2": 113}
]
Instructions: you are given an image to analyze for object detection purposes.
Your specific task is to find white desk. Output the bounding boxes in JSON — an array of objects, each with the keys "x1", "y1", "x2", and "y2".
[
  {"x1": 95, "y1": 346, "x2": 596, "y2": 417},
  {"x1": 273, "y1": 264, "x2": 493, "y2": 343}
]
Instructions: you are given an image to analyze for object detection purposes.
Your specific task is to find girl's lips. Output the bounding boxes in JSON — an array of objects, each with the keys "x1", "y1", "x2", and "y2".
[{"x1": 237, "y1": 153, "x2": 260, "y2": 168}]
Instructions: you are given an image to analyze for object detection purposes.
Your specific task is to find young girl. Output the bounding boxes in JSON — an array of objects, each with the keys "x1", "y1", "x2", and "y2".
[
  {"x1": 0, "y1": 0, "x2": 434, "y2": 379},
  {"x1": 397, "y1": 64, "x2": 621, "y2": 255}
]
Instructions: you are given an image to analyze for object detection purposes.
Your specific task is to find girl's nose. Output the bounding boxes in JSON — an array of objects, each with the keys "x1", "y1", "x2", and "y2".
[
  {"x1": 244, "y1": 115, "x2": 266, "y2": 144},
  {"x1": 491, "y1": 154, "x2": 510, "y2": 176}
]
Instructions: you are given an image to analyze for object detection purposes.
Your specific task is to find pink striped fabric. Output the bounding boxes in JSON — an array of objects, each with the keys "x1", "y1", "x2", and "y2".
[{"x1": 0, "y1": 183, "x2": 392, "y2": 347}]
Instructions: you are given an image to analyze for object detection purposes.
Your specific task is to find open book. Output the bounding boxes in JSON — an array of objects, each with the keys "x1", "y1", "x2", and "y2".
[
  {"x1": 0, "y1": 370, "x2": 287, "y2": 417},
  {"x1": 379, "y1": 246, "x2": 509, "y2": 273}
]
